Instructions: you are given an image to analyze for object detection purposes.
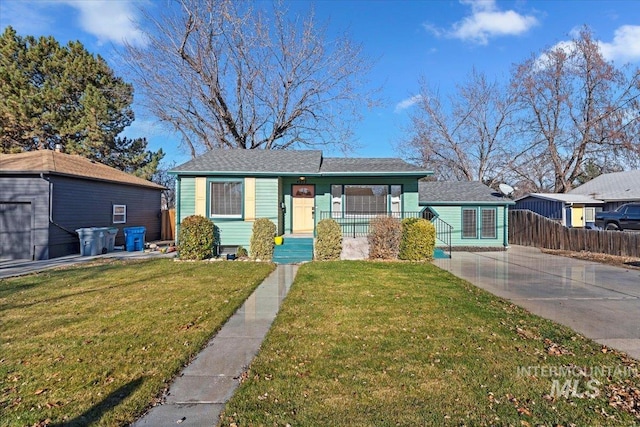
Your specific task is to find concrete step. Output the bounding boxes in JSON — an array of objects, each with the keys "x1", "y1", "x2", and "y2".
[{"x1": 434, "y1": 248, "x2": 450, "y2": 259}]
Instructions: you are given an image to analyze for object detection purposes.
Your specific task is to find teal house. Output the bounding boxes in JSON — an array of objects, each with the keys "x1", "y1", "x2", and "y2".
[
  {"x1": 419, "y1": 181, "x2": 514, "y2": 250},
  {"x1": 171, "y1": 149, "x2": 513, "y2": 259}
]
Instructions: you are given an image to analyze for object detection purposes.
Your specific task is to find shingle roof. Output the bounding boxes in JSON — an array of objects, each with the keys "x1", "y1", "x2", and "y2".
[
  {"x1": 569, "y1": 170, "x2": 640, "y2": 201},
  {"x1": 0, "y1": 150, "x2": 165, "y2": 190},
  {"x1": 171, "y1": 149, "x2": 431, "y2": 176},
  {"x1": 320, "y1": 157, "x2": 427, "y2": 173},
  {"x1": 172, "y1": 149, "x2": 323, "y2": 174},
  {"x1": 516, "y1": 193, "x2": 603, "y2": 204},
  {"x1": 419, "y1": 181, "x2": 514, "y2": 204}
]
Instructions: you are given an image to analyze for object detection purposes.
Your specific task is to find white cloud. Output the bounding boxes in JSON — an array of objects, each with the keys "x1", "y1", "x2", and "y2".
[
  {"x1": 425, "y1": 0, "x2": 538, "y2": 45},
  {"x1": 62, "y1": 0, "x2": 148, "y2": 47},
  {"x1": 395, "y1": 95, "x2": 423, "y2": 113},
  {"x1": 598, "y1": 25, "x2": 640, "y2": 63},
  {"x1": 535, "y1": 26, "x2": 640, "y2": 70}
]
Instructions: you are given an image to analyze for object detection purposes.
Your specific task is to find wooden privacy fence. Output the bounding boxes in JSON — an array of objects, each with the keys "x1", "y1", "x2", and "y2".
[
  {"x1": 509, "y1": 209, "x2": 640, "y2": 258},
  {"x1": 161, "y1": 209, "x2": 176, "y2": 240}
]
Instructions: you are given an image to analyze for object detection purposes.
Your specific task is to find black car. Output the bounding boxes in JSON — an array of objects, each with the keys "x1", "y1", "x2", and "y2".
[{"x1": 594, "y1": 203, "x2": 640, "y2": 231}]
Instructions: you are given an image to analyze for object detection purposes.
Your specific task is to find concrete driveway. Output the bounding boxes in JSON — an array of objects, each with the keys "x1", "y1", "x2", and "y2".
[{"x1": 433, "y1": 245, "x2": 640, "y2": 360}]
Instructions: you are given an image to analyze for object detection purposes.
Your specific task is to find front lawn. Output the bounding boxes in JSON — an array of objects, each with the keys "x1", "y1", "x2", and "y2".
[
  {"x1": 0, "y1": 259, "x2": 274, "y2": 427},
  {"x1": 221, "y1": 261, "x2": 640, "y2": 426}
]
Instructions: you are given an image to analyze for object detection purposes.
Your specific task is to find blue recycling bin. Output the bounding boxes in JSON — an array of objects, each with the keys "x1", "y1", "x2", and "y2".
[{"x1": 123, "y1": 226, "x2": 146, "y2": 251}]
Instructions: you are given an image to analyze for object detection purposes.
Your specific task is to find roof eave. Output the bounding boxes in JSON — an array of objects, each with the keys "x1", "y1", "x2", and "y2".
[
  {"x1": 170, "y1": 170, "x2": 432, "y2": 177},
  {"x1": 420, "y1": 200, "x2": 515, "y2": 206}
]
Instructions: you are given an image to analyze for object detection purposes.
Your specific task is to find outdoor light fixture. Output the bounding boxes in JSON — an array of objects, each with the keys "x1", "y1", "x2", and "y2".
[{"x1": 299, "y1": 176, "x2": 306, "y2": 182}]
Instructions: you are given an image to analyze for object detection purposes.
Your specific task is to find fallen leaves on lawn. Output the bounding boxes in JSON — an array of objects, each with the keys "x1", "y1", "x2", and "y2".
[
  {"x1": 515, "y1": 327, "x2": 539, "y2": 340},
  {"x1": 607, "y1": 381, "x2": 640, "y2": 420},
  {"x1": 544, "y1": 338, "x2": 574, "y2": 356}
]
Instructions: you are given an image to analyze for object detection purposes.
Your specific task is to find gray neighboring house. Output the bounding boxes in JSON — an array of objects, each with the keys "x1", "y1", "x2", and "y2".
[
  {"x1": 568, "y1": 170, "x2": 640, "y2": 211},
  {"x1": 0, "y1": 150, "x2": 165, "y2": 261}
]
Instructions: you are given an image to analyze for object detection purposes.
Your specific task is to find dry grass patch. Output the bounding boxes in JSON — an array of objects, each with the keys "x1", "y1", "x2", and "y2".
[
  {"x1": 220, "y1": 261, "x2": 640, "y2": 426},
  {"x1": 0, "y1": 259, "x2": 274, "y2": 427}
]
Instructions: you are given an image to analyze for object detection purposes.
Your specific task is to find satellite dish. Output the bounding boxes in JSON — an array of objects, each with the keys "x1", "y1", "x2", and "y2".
[{"x1": 499, "y1": 183, "x2": 515, "y2": 197}]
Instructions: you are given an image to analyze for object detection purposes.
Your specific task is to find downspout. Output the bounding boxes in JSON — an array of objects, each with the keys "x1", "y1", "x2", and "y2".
[
  {"x1": 40, "y1": 173, "x2": 77, "y2": 236},
  {"x1": 503, "y1": 204, "x2": 509, "y2": 248},
  {"x1": 175, "y1": 176, "x2": 181, "y2": 245}
]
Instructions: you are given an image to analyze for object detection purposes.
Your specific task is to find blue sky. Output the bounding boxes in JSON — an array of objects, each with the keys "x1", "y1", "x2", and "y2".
[{"x1": 2, "y1": 0, "x2": 640, "y2": 167}]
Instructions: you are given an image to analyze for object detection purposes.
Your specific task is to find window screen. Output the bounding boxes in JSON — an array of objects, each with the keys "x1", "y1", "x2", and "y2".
[
  {"x1": 462, "y1": 208, "x2": 477, "y2": 239},
  {"x1": 345, "y1": 185, "x2": 388, "y2": 215},
  {"x1": 210, "y1": 181, "x2": 242, "y2": 217},
  {"x1": 481, "y1": 208, "x2": 496, "y2": 238}
]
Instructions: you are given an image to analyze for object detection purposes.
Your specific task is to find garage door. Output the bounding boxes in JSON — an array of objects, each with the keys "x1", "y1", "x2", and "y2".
[{"x1": 0, "y1": 202, "x2": 32, "y2": 260}]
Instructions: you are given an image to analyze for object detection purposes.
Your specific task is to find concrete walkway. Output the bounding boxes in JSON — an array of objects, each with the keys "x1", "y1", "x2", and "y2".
[
  {"x1": 0, "y1": 250, "x2": 176, "y2": 279},
  {"x1": 134, "y1": 264, "x2": 298, "y2": 427},
  {"x1": 433, "y1": 245, "x2": 640, "y2": 360}
]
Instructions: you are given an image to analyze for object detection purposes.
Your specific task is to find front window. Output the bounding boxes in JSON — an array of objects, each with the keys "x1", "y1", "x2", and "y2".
[
  {"x1": 345, "y1": 185, "x2": 389, "y2": 215},
  {"x1": 113, "y1": 205, "x2": 126, "y2": 224},
  {"x1": 210, "y1": 181, "x2": 242, "y2": 218},
  {"x1": 462, "y1": 208, "x2": 477, "y2": 239},
  {"x1": 481, "y1": 208, "x2": 497, "y2": 239}
]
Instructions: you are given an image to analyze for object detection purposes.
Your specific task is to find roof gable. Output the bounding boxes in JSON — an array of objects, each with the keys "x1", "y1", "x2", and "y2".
[
  {"x1": 0, "y1": 151, "x2": 164, "y2": 190},
  {"x1": 419, "y1": 181, "x2": 513, "y2": 204},
  {"x1": 569, "y1": 170, "x2": 640, "y2": 201}
]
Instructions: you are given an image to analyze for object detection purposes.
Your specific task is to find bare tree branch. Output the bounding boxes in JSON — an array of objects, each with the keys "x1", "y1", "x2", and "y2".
[{"x1": 122, "y1": 0, "x2": 376, "y2": 156}]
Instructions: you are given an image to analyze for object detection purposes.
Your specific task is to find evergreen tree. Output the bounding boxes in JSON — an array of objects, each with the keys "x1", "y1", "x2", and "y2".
[{"x1": 0, "y1": 26, "x2": 162, "y2": 177}]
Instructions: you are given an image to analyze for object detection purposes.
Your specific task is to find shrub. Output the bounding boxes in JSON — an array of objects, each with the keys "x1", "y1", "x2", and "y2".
[
  {"x1": 178, "y1": 215, "x2": 215, "y2": 260},
  {"x1": 399, "y1": 218, "x2": 436, "y2": 261},
  {"x1": 315, "y1": 219, "x2": 342, "y2": 260},
  {"x1": 250, "y1": 218, "x2": 276, "y2": 260},
  {"x1": 368, "y1": 216, "x2": 402, "y2": 260},
  {"x1": 236, "y1": 246, "x2": 248, "y2": 258}
]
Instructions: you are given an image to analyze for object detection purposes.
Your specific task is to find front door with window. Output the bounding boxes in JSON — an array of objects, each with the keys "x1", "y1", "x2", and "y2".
[{"x1": 292, "y1": 184, "x2": 315, "y2": 233}]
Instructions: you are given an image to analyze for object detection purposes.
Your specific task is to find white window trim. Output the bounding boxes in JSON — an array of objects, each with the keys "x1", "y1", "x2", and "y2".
[
  {"x1": 480, "y1": 208, "x2": 497, "y2": 239},
  {"x1": 113, "y1": 204, "x2": 126, "y2": 224},
  {"x1": 209, "y1": 180, "x2": 243, "y2": 219}
]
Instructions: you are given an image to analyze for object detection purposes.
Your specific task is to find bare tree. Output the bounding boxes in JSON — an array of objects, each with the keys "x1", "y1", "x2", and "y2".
[
  {"x1": 400, "y1": 70, "x2": 516, "y2": 187},
  {"x1": 123, "y1": 0, "x2": 375, "y2": 156},
  {"x1": 511, "y1": 27, "x2": 640, "y2": 193}
]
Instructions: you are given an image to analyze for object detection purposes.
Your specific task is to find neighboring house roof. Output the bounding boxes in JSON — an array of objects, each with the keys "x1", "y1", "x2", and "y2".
[
  {"x1": 170, "y1": 148, "x2": 430, "y2": 176},
  {"x1": 419, "y1": 181, "x2": 514, "y2": 205},
  {"x1": 569, "y1": 170, "x2": 640, "y2": 202},
  {"x1": 0, "y1": 150, "x2": 165, "y2": 190},
  {"x1": 515, "y1": 193, "x2": 604, "y2": 204}
]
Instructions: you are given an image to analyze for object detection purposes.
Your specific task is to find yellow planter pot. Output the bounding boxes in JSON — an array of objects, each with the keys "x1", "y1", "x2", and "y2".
[{"x1": 274, "y1": 236, "x2": 284, "y2": 245}]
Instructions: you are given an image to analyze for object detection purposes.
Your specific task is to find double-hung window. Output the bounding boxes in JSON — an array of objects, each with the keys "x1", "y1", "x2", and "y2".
[
  {"x1": 462, "y1": 207, "x2": 498, "y2": 239},
  {"x1": 209, "y1": 181, "x2": 242, "y2": 218},
  {"x1": 462, "y1": 208, "x2": 477, "y2": 239},
  {"x1": 480, "y1": 208, "x2": 497, "y2": 239},
  {"x1": 113, "y1": 205, "x2": 126, "y2": 224}
]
